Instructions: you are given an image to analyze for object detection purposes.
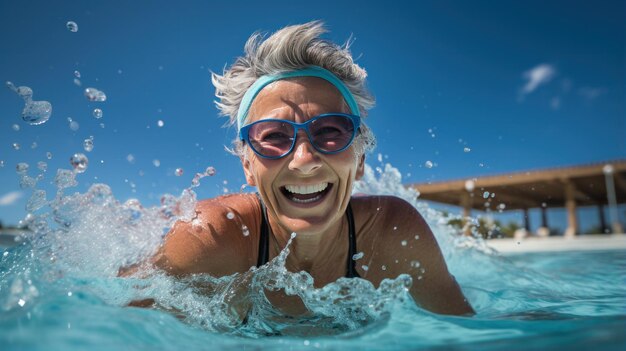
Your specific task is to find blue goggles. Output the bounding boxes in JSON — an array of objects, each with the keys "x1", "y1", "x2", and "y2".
[{"x1": 239, "y1": 113, "x2": 361, "y2": 159}]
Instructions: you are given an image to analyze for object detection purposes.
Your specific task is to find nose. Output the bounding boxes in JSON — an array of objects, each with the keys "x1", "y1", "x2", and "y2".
[{"x1": 288, "y1": 131, "x2": 322, "y2": 174}]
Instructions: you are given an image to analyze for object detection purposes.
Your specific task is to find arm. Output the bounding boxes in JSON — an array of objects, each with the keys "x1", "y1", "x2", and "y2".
[
  {"x1": 119, "y1": 194, "x2": 259, "y2": 278},
  {"x1": 378, "y1": 197, "x2": 474, "y2": 316}
]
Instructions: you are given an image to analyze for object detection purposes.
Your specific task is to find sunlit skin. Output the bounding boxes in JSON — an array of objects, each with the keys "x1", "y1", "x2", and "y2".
[{"x1": 121, "y1": 77, "x2": 474, "y2": 316}]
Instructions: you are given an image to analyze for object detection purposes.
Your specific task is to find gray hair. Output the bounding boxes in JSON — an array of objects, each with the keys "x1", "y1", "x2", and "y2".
[{"x1": 211, "y1": 21, "x2": 376, "y2": 157}]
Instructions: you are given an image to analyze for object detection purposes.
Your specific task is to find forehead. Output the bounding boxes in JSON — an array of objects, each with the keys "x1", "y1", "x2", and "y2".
[{"x1": 247, "y1": 77, "x2": 349, "y2": 120}]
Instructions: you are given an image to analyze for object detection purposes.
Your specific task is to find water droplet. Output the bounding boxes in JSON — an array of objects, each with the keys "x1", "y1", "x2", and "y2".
[
  {"x1": 12, "y1": 124, "x2": 20, "y2": 131},
  {"x1": 83, "y1": 138, "x2": 94, "y2": 152},
  {"x1": 16, "y1": 163, "x2": 29, "y2": 174},
  {"x1": 46, "y1": 152, "x2": 52, "y2": 159},
  {"x1": 67, "y1": 291, "x2": 73, "y2": 297},
  {"x1": 74, "y1": 70, "x2": 81, "y2": 78},
  {"x1": 497, "y1": 203, "x2": 506, "y2": 211},
  {"x1": 464, "y1": 147, "x2": 471, "y2": 153},
  {"x1": 67, "y1": 121, "x2": 79, "y2": 132},
  {"x1": 361, "y1": 265, "x2": 369, "y2": 271},
  {"x1": 93, "y1": 108, "x2": 103, "y2": 119},
  {"x1": 352, "y1": 252, "x2": 364, "y2": 260},
  {"x1": 27, "y1": 189, "x2": 47, "y2": 212},
  {"x1": 66, "y1": 21, "x2": 78, "y2": 32},
  {"x1": 3, "y1": 251, "x2": 8, "y2": 257},
  {"x1": 175, "y1": 168, "x2": 183, "y2": 176},
  {"x1": 191, "y1": 173, "x2": 202, "y2": 187},
  {"x1": 7, "y1": 83, "x2": 53, "y2": 125},
  {"x1": 126, "y1": 154, "x2": 135, "y2": 164},
  {"x1": 465, "y1": 180, "x2": 475, "y2": 192},
  {"x1": 153, "y1": 159, "x2": 160, "y2": 167},
  {"x1": 18, "y1": 299, "x2": 25, "y2": 307},
  {"x1": 414, "y1": 235, "x2": 420, "y2": 240},
  {"x1": 30, "y1": 142, "x2": 37, "y2": 149},
  {"x1": 241, "y1": 224, "x2": 250, "y2": 236},
  {"x1": 12, "y1": 143, "x2": 20, "y2": 150},
  {"x1": 393, "y1": 226, "x2": 397, "y2": 230},
  {"x1": 55, "y1": 168, "x2": 78, "y2": 189},
  {"x1": 226, "y1": 212, "x2": 235, "y2": 220},
  {"x1": 425, "y1": 161, "x2": 433, "y2": 169},
  {"x1": 410, "y1": 260, "x2": 421, "y2": 268},
  {"x1": 73, "y1": 78, "x2": 82, "y2": 86},
  {"x1": 157, "y1": 120, "x2": 164, "y2": 127},
  {"x1": 479, "y1": 163, "x2": 485, "y2": 167},
  {"x1": 84, "y1": 87, "x2": 107, "y2": 102},
  {"x1": 205, "y1": 166, "x2": 216, "y2": 176},
  {"x1": 491, "y1": 192, "x2": 495, "y2": 198},
  {"x1": 401, "y1": 240, "x2": 408, "y2": 246},
  {"x1": 0, "y1": 160, "x2": 4, "y2": 167},
  {"x1": 483, "y1": 191, "x2": 490, "y2": 199},
  {"x1": 70, "y1": 153, "x2": 88, "y2": 173},
  {"x1": 37, "y1": 161, "x2": 47, "y2": 172}
]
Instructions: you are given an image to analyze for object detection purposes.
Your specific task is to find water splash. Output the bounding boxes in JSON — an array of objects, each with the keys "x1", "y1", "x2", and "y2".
[
  {"x1": 2, "y1": 161, "x2": 619, "y2": 343},
  {"x1": 69, "y1": 153, "x2": 88, "y2": 173},
  {"x1": 93, "y1": 108, "x2": 103, "y2": 119},
  {"x1": 6, "y1": 81, "x2": 52, "y2": 125},
  {"x1": 66, "y1": 21, "x2": 78, "y2": 32},
  {"x1": 83, "y1": 137, "x2": 94, "y2": 152},
  {"x1": 84, "y1": 87, "x2": 107, "y2": 102}
]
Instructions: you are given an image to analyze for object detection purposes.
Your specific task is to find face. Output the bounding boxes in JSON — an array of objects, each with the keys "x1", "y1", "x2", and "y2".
[{"x1": 241, "y1": 77, "x2": 365, "y2": 236}]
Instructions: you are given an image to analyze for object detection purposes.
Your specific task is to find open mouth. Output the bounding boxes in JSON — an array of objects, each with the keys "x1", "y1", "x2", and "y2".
[{"x1": 281, "y1": 182, "x2": 333, "y2": 204}]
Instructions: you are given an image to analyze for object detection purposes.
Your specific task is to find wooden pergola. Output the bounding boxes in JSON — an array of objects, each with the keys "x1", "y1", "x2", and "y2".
[{"x1": 409, "y1": 160, "x2": 626, "y2": 236}]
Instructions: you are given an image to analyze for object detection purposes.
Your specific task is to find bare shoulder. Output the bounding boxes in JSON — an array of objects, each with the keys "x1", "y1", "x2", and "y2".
[
  {"x1": 350, "y1": 195, "x2": 430, "y2": 240},
  {"x1": 153, "y1": 193, "x2": 262, "y2": 277},
  {"x1": 350, "y1": 195, "x2": 442, "y2": 279},
  {"x1": 351, "y1": 195, "x2": 474, "y2": 315}
]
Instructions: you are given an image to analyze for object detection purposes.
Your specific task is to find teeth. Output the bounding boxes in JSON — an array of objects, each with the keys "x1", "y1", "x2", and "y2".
[{"x1": 284, "y1": 182, "x2": 328, "y2": 195}]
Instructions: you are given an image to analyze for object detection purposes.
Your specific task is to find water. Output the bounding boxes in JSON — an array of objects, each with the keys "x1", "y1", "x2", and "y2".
[
  {"x1": 84, "y1": 88, "x2": 107, "y2": 102},
  {"x1": 6, "y1": 82, "x2": 53, "y2": 125},
  {"x1": 0, "y1": 164, "x2": 625, "y2": 350}
]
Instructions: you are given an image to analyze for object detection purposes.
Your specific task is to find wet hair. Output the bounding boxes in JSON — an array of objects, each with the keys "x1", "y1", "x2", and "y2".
[{"x1": 211, "y1": 21, "x2": 376, "y2": 157}]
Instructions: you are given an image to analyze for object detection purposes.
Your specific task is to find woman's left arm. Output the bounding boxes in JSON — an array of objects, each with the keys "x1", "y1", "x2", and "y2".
[{"x1": 379, "y1": 197, "x2": 475, "y2": 316}]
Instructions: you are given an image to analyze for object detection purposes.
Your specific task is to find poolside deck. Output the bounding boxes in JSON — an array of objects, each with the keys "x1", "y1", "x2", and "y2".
[{"x1": 486, "y1": 234, "x2": 626, "y2": 254}]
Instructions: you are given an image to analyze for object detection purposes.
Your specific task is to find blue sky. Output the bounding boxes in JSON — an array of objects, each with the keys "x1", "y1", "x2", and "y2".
[{"x1": 1, "y1": 0, "x2": 624, "y2": 229}]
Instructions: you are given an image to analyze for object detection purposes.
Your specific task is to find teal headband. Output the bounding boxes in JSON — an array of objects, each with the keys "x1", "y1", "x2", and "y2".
[{"x1": 236, "y1": 66, "x2": 361, "y2": 130}]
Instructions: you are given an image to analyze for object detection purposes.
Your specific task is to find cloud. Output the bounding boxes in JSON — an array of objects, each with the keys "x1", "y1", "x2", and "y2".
[
  {"x1": 578, "y1": 87, "x2": 607, "y2": 101},
  {"x1": 520, "y1": 64, "x2": 557, "y2": 95},
  {"x1": 0, "y1": 191, "x2": 23, "y2": 206}
]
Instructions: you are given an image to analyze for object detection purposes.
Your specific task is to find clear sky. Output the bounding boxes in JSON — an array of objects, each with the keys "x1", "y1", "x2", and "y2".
[{"x1": 1, "y1": 0, "x2": 624, "y2": 228}]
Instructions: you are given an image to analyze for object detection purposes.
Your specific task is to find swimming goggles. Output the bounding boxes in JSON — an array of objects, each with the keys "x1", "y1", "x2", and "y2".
[{"x1": 239, "y1": 113, "x2": 360, "y2": 159}]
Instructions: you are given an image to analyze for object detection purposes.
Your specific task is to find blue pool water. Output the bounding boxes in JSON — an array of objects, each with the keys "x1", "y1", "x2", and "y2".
[{"x1": 1, "y1": 165, "x2": 625, "y2": 350}]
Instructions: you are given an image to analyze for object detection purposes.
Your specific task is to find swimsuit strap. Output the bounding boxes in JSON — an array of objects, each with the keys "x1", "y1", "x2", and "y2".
[
  {"x1": 256, "y1": 194, "x2": 360, "y2": 279},
  {"x1": 345, "y1": 202, "x2": 361, "y2": 278},
  {"x1": 256, "y1": 193, "x2": 270, "y2": 268}
]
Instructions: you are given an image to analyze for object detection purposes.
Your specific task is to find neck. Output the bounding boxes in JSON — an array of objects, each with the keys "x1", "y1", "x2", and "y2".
[{"x1": 267, "y1": 213, "x2": 348, "y2": 275}]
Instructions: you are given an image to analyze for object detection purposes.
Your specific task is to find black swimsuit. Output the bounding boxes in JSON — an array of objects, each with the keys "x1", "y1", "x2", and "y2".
[{"x1": 255, "y1": 195, "x2": 361, "y2": 278}]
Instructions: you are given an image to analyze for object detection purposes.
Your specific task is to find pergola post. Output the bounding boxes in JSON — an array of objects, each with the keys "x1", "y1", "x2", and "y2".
[
  {"x1": 564, "y1": 181, "x2": 578, "y2": 237},
  {"x1": 460, "y1": 192, "x2": 472, "y2": 236},
  {"x1": 537, "y1": 206, "x2": 550, "y2": 237},
  {"x1": 523, "y1": 208, "x2": 531, "y2": 232},
  {"x1": 598, "y1": 204, "x2": 607, "y2": 234}
]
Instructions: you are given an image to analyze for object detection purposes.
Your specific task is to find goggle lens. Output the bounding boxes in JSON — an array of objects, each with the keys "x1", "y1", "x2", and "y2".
[{"x1": 245, "y1": 114, "x2": 357, "y2": 159}]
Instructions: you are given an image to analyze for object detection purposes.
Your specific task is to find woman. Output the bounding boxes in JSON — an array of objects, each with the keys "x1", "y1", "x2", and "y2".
[{"x1": 128, "y1": 21, "x2": 473, "y2": 316}]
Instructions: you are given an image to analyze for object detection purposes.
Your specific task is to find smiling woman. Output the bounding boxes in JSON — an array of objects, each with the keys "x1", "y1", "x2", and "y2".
[{"x1": 121, "y1": 21, "x2": 474, "y2": 317}]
